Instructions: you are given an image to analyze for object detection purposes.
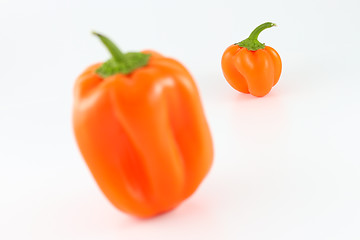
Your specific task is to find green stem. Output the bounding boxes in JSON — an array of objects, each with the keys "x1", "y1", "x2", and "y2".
[
  {"x1": 91, "y1": 32, "x2": 151, "y2": 77},
  {"x1": 92, "y1": 32, "x2": 124, "y2": 61},
  {"x1": 235, "y1": 22, "x2": 277, "y2": 51},
  {"x1": 248, "y1": 22, "x2": 276, "y2": 40}
]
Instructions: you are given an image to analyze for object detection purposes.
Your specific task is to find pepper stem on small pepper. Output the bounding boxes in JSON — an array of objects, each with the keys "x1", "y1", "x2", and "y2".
[
  {"x1": 92, "y1": 32, "x2": 151, "y2": 78},
  {"x1": 235, "y1": 22, "x2": 276, "y2": 51}
]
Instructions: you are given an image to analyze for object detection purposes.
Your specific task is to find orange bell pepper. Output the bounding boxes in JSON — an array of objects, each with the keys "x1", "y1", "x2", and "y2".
[
  {"x1": 72, "y1": 33, "x2": 213, "y2": 218},
  {"x1": 221, "y1": 22, "x2": 282, "y2": 97}
]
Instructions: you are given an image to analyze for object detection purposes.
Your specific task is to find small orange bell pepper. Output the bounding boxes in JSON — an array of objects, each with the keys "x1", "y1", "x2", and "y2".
[
  {"x1": 221, "y1": 22, "x2": 282, "y2": 97},
  {"x1": 73, "y1": 33, "x2": 213, "y2": 218}
]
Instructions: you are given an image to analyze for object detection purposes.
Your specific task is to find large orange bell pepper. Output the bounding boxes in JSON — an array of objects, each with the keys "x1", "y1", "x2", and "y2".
[
  {"x1": 73, "y1": 33, "x2": 213, "y2": 218},
  {"x1": 221, "y1": 22, "x2": 282, "y2": 97}
]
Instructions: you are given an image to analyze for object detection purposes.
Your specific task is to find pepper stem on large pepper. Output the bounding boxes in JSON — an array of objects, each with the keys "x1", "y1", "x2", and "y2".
[
  {"x1": 92, "y1": 32, "x2": 125, "y2": 61},
  {"x1": 92, "y1": 32, "x2": 151, "y2": 77}
]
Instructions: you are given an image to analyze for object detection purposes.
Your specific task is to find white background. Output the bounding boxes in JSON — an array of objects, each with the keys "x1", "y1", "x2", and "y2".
[{"x1": 1, "y1": 0, "x2": 360, "y2": 239}]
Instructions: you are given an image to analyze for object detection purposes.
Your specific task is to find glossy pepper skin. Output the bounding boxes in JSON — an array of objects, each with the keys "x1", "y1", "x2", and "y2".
[
  {"x1": 221, "y1": 22, "x2": 282, "y2": 97},
  {"x1": 73, "y1": 33, "x2": 213, "y2": 218}
]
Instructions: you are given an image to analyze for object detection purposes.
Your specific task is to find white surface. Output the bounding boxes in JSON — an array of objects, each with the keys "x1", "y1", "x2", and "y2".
[{"x1": 1, "y1": 0, "x2": 360, "y2": 239}]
